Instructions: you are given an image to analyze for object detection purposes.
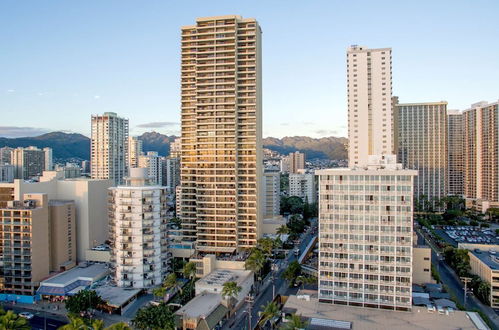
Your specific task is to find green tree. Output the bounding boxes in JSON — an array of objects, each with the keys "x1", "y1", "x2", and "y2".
[
  {"x1": 487, "y1": 208, "x2": 499, "y2": 222},
  {"x1": 477, "y1": 281, "x2": 491, "y2": 305},
  {"x1": 282, "y1": 261, "x2": 302, "y2": 286},
  {"x1": 65, "y1": 290, "x2": 104, "y2": 315},
  {"x1": 90, "y1": 319, "x2": 105, "y2": 330},
  {"x1": 58, "y1": 314, "x2": 87, "y2": 330},
  {"x1": 276, "y1": 225, "x2": 289, "y2": 235},
  {"x1": 0, "y1": 310, "x2": 31, "y2": 330},
  {"x1": 153, "y1": 273, "x2": 182, "y2": 301},
  {"x1": 296, "y1": 275, "x2": 316, "y2": 290},
  {"x1": 221, "y1": 281, "x2": 242, "y2": 314},
  {"x1": 259, "y1": 301, "x2": 280, "y2": 329},
  {"x1": 258, "y1": 237, "x2": 275, "y2": 256},
  {"x1": 281, "y1": 196, "x2": 304, "y2": 215},
  {"x1": 183, "y1": 261, "x2": 197, "y2": 281},
  {"x1": 245, "y1": 248, "x2": 265, "y2": 278},
  {"x1": 132, "y1": 303, "x2": 175, "y2": 330},
  {"x1": 280, "y1": 313, "x2": 308, "y2": 330},
  {"x1": 105, "y1": 322, "x2": 131, "y2": 330}
]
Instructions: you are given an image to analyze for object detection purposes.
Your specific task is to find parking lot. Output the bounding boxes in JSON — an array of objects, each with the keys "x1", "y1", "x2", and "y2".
[{"x1": 437, "y1": 226, "x2": 499, "y2": 246}]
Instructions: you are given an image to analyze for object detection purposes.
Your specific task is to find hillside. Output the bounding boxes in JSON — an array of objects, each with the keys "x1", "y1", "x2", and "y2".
[
  {"x1": 263, "y1": 136, "x2": 347, "y2": 160},
  {"x1": 139, "y1": 131, "x2": 177, "y2": 156}
]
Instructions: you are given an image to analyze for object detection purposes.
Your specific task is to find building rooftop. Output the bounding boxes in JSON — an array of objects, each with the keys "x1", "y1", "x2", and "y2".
[
  {"x1": 175, "y1": 292, "x2": 222, "y2": 319},
  {"x1": 94, "y1": 286, "x2": 141, "y2": 308},
  {"x1": 48, "y1": 200, "x2": 74, "y2": 206},
  {"x1": 283, "y1": 293, "x2": 487, "y2": 330},
  {"x1": 471, "y1": 249, "x2": 499, "y2": 270},
  {"x1": 41, "y1": 263, "x2": 109, "y2": 286},
  {"x1": 197, "y1": 269, "x2": 251, "y2": 287}
]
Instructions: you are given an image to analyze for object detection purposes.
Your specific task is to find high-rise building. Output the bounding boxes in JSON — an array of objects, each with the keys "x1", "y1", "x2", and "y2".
[
  {"x1": 138, "y1": 151, "x2": 163, "y2": 186},
  {"x1": 44, "y1": 147, "x2": 53, "y2": 171},
  {"x1": 0, "y1": 165, "x2": 14, "y2": 183},
  {"x1": 395, "y1": 101, "x2": 447, "y2": 208},
  {"x1": 263, "y1": 171, "x2": 280, "y2": 218},
  {"x1": 11, "y1": 146, "x2": 52, "y2": 180},
  {"x1": 0, "y1": 194, "x2": 76, "y2": 299},
  {"x1": 0, "y1": 147, "x2": 13, "y2": 165},
  {"x1": 289, "y1": 170, "x2": 316, "y2": 203},
  {"x1": 447, "y1": 110, "x2": 464, "y2": 196},
  {"x1": 463, "y1": 101, "x2": 499, "y2": 211},
  {"x1": 91, "y1": 112, "x2": 129, "y2": 186},
  {"x1": 162, "y1": 157, "x2": 180, "y2": 193},
  {"x1": 109, "y1": 168, "x2": 169, "y2": 288},
  {"x1": 317, "y1": 157, "x2": 417, "y2": 311},
  {"x1": 169, "y1": 137, "x2": 181, "y2": 158},
  {"x1": 288, "y1": 151, "x2": 305, "y2": 174},
  {"x1": 128, "y1": 136, "x2": 143, "y2": 170},
  {"x1": 81, "y1": 160, "x2": 91, "y2": 175},
  {"x1": 347, "y1": 46, "x2": 393, "y2": 167},
  {"x1": 179, "y1": 15, "x2": 262, "y2": 253}
]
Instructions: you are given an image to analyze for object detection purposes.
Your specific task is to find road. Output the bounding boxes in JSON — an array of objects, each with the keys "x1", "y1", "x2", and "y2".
[
  {"x1": 1, "y1": 304, "x2": 67, "y2": 330},
  {"x1": 224, "y1": 219, "x2": 317, "y2": 330},
  {"x1": 417, "y1": 227, "x2": 499, "y2": 330}
]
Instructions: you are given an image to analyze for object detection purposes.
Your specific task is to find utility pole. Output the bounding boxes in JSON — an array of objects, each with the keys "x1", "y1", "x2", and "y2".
[
  {"x1": 461, "y1": 277, "x2": 472, "y2": 309},
  {"x1": 245, "y1": 293, "x2": 254, "y2": 330}
]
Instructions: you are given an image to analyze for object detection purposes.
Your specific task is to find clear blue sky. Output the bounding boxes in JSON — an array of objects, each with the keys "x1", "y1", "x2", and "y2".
[{"x1": 1, "y1": 0, "x2": 498, "y2": 138}]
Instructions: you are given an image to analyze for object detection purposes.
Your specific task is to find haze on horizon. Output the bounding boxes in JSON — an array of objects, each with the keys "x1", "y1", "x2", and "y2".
[{"x1": 1, "y1": 0, "x2": 498, "y2": 139}]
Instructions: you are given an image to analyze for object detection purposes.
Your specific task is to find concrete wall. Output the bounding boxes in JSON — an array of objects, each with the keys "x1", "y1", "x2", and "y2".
[{"x1": 412, "y1": 247, "x2": 432, "y2": 285}]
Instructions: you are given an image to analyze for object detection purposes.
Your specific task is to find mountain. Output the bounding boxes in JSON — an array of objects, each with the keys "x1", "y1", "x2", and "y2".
[
  {"x1": 263, "y1": 136, "x2": 347, "y2": 160},
  {"x1": 139, "y1": 131, "x2": 177, "y2": 156},
  {"x1": 0, "y1": 132, "x2": 90, "y2": 160}
]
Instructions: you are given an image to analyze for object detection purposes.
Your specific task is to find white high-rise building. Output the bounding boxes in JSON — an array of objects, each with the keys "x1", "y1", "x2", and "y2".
[
  {"x1": 138, "y1": 151, "x2": 163, "y2": 186},
  {"x1": 0, "y1": 165, "x2": 14, "y2": 182},
  {"x1": 128, "y1": 136, "x2": 143, "y2": 170},
  {"x1": 109, "y1": 168, "x2": 169, "y2": 288},
  {"x1": 263, "y1": 171, "x2": 280, "y2": 218},
  {"x1": 91, "y1": 112, "x2": 129, "y2": 185},
  {"x1": 0, "y1": 147, "x2": 13, "y2": 165},
  {"x1": 169, "y1": 138, "x2": 181, "y2": 158},
  {"x1": 44, "y1": 147, "x2": 53, "y2": 171},
  {"x1": 162, "y1": 157, "x2": 180, "y2": 193},
  {"x1": 11, "y1": 146, "x2": 51, "y2": 179},
  {"x1": 289, "y1": 170, "x2": 316, "y2": 203},
  {"x1": 347, "y1": 46, "x2": 393, "y2": 167},
  {"x1": 180, "y1": 15, "x2": 263, "y2": 253},
  {"x1": 447, "y1": 110, "x2": 464, "y2": 196}
]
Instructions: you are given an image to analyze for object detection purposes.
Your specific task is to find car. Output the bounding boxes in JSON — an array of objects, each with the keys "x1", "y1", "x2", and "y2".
[
  {"x1": 19, "y1": 312, "x2": 34, "y2": 320},
  {"x1": 437, "y1": 306, "x2": 445, "y2": 314}
]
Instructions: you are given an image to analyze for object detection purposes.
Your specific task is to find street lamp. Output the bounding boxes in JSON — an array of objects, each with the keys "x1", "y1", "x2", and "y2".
[
  {"x1": 461, "y1": 277, "x2": 472, "y2": 309},
  {"x1": 245, "y1": 293, "x2": 254, "y2": 330}
]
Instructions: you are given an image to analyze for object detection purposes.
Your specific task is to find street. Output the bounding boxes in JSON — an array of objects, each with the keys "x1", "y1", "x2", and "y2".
[
  {"x1": 224, "y1": 219, "x2": 317, "y2": 330},
  {"x1": 1, "y1": 304, "x2": 67, "y2": 330}
]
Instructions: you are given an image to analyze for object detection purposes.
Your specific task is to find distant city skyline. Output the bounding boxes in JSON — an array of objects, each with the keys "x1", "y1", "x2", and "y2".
[{"x1": 1, "y1": 0, "x2": 499, "y2": 138}]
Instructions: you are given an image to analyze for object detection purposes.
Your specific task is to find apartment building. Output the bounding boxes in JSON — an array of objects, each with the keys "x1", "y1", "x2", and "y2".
[
  {"x1": 162, "y1": 157, "x2": 180, "y2": 193},
  {"x1": 263, "y1": 171, "x2": 280, "y2": 218},
  {"x1": 0, "y1": 147, "x2": 13, "y2": 165},
  {"x1": 179, "y1": 15, "x2": 263, "y2": 254},
  {"x1": 0, "y1": 194, "x2": 76, "y2": 300},
  {"x1": 468, "y1": 247, "x2": 499, "y2": 308},
  {"x1": 347, "y1": 46, "x2": 393, "y2": 167},
  {"x1": 394, "y1": 101, "x2": 447, "y2": 208},
  {"x1": 289, "y1": 170, "x2": 316, "y2": 203},
  {"x1": 11, "y1": 146, "x2": 52, "y2": 180},
  {"x1": 317, "y1": 156, "x2": 417, "y2": 311},
  {"x1": 91, "y1": 112, "x2": 129, "y2": 186},
  {"x1": 109, "y1": 168, "x2": 169, "y2": 288},
  {"x1": 463, "y1": 101, "x2": 499, "y2": 211},
  {"x1": 0, "y1": 165, "x2": 14, "y2": 183},
  {"x1": 170, "y1": 137, "x2": 181, "y2": 158},
  {"x1": 128, "y1": 136, "x2": 143, "y2": 170},
  {"x1": 138, "y1": 151, "x2": 163, "y2": 186},
  {"x1": 447, "y1": 110, "x2": 465, "y2": 196}
]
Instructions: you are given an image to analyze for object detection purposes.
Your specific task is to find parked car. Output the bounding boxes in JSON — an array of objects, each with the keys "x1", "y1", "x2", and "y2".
[{"x1": 19, "y1": 312, "x2": 34, "y2": 319}]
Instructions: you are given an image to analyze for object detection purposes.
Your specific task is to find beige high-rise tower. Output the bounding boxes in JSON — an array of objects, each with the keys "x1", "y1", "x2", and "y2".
[
  {"x1": 347, "y1": 46, "x2": 393, "y2": 167},
  {"x1": 179, "y1": 15, "x2": 262, "y2": 254}
]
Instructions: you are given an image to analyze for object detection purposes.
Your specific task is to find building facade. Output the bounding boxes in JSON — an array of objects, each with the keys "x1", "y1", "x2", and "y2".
[
  {"x1": 170, "y1": 138, "x2": 181, "y2": 158},
  {"x1": 288, "y1": 151, "x2": 305, "y2": 174},
  {"x1": 11, "y1": 146, "x2": 52, "y2": 180},
  {"x1": 317, "y1": 157, "x2": 417, "y2": 311},
  {"x1": 0, "y1": 165, "x2": 14, "y2": 183},
  {"x1": 179, "y1": 15, "x2": 263, "y2": 254},
  {"x1": 263, "y1": 171, "x2": 280, "y2": 218},
  {"x1": 0, "y1": 147, "x2": 12, "y2": 165},
  {"x1": 128, "y1": 136, "x2": 143, "y2": 170},
  {"x1": 347, "y1": 46, "x2": 393, "y2": 167},
  {"x1": 91, "y1": 112, "x2": 129, "y2": 186},
  {"x1": 447, "y1": 110, "x2": 464, "y2": 196},
  {"x1": 162, "y1": 157, "x2": 180, "y2": 193},
  {"x1": 138, "y1": 151, "x2": 163, "y2": 186},
  {"x1": 109, "y1": 168, "x2": 169, "y2": 288},
  {"x1": 395, "y1": 101, "x2": 447, "y2": 208},
  {"x1": 289, "y1": 171, "x2": 316, "y2": 203}
]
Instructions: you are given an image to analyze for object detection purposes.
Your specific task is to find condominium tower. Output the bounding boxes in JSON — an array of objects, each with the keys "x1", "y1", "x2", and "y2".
[
  {"x1": 347, "y1": 46, "x2": 393, "y2": 167},
  {"x1": 128, "y1": 136, "x2": 143, "y2": 170},
  {"x1": 109, "y1": 168, "x2": 169, "y2": 288},
  {"x1": 138, "y1": 151, "x2": 163, "y2": 186},
  {"x1": 11, "y1": 146, "x2": 52, "y2": 180},
  {"x1": 91, "y1": 112, "x2": 129, "y2": 186},
  {"x1": 447, "y1": 110, "x2": 464, "y2": 196},
  {"x1": 395, "y1": 101, "x2": 447, "y2": 208},
  {"x1": 180, "y1": 15, "x2": 262, "y2": 253}
]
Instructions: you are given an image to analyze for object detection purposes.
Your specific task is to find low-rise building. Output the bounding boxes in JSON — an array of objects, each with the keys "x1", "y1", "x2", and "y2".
[
  {"x1": 412, "y1": 246, "x2": 432, "y2": 285},
  {"x1": 174, "y1": 292, "x2": 228, "y2": 330},
  {"x1": 195, "y1": 269, "x2": 253, "y2": 308},
  {"x1": 467, "y1": 246, "x2": 499, "y2": 308}
]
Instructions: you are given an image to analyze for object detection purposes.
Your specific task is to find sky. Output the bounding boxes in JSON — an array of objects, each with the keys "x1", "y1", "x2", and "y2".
[{"x1": 1, "y1": 0, "x2": 498, "y2": 139}]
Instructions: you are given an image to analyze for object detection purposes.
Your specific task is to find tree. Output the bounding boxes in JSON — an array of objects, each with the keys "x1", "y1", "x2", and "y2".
[
  {"x1": 58, "y1": 314, "x2": 87, "y2": 330},
  {"x1": 259, "y1": 301, "x2": 280, "y2": 329},
  {"x1": 132, "y1": 303, "x2": 175, "y2": 330},
  {"x1": 90, "y1": 319, "x2": 105, "y2": 330},
  {"x1": 221, "y1": 281, "x2": 242, "y2": 314},
  {"x1": 281, "y1": 313, "x2": 308, "y2": 330},
  {"x1": 477, "y1": 281, "x2": 491, "y2": 305},
  {"x1": 170, "y1": 217, "x2": 181, "y2": 228},
  {"x1": 65, "y1": 290, "x2": 104, "y2": 315},
  {"x1": 245, "y1": 248, "x2": 265, "y2": 278},
  {"x1": 282, "y1": 261, "x2": 302, "y2": 286},
  {"x1": 154, "y1": 273, "x2": 183, "y2": 301},
  {"x1": 276, "y1": 225, "x2": 289, "y2": 235},
  {"x1": 487, "y1": 208, "x2": 499, "y2": 222},
  {"x1": 105, "y1": 322, "x2": 131, "y2": 330},
  {"x1": 0, "y1": 310, "x2": 31, "y2": 330},
  {"x1": 258, "y1": 237, "x2": 275, "y2": 256},
  {"x1": 296, "y1": 275, "x2": 316, "y2": 290},
  {"x1": 183, "y1": 261, "x2": 197, "y2": 281},
  {"x1": 281, "y1": 196, "x2": 304, "y2": 215}
]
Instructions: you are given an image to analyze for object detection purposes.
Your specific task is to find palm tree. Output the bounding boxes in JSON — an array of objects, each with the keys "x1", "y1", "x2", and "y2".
[
  {"x1": 296, "y1": 275, "x2": 316, "y2": 290},
  {"x1": 154, "y1": 273, "x2": 183, "y2": 301},
  {"x1": 58, "y1": 314, "x2": 88, "y2": 330},
  {"x1": 0, "y1": 310, "x2": 31, "y2": 330},
  {"x1": 90, "y1": 319, "x2": 105, "y2": 330},
  {"x1": 276, "y1": 225, "x2": 289, "y2": 235},
  {"x1": 105, "y1": 322, "x2": 131, "y2": 330},
  {"x1": 259, "y1": 301, "x2": 280, "y2": 329},
  {"x1": 221, "y1": 281, "x2": 242, "y2": 314},
  {"x1": 245, "y1": 248, "x2": 266, "y2": 289},
  {"x1": 281, "y1": 313, "x2": 308, "y2": 330},
  {"x1": 183, "y1": 261, "x2": 197, "y2": 281},
  {"x1": 258, "y1": 237, "x2": 274, "y2": 256}
]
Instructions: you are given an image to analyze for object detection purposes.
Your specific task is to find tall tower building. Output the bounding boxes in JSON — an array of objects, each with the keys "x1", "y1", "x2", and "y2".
[
  {"x1": 169, "y1": 138, "x2": 181, "y2": 158},
  {"x1": 138, "y1": 151, "x2": 163, "y2": 186},
  {"x1": 447, "y1": 110, "x2": 464, "y2": 196},
  {"x1": 108, "y1": 168, "x2": 169, "y2": 288},
  {"x1": 91, "y1": 112, "x2": 129, "y2": 186},
  {"x1": 11, "y1": 146, "x2": 50, "y2": 180},
  {"x1": 347, "y1": 46, "x2": 393, "y2": 167},
  {"x1": 395, "y1": 101, "x2": 447, "y2": 208},
  {"x1": 180, "y1": 15, "x2": 262, "y2": 253},
  {"x1": 128, "y1": 136, "x2": 143, "y2": 170},
  {"x1": 288, "y1": 151, "x2": 305, "y2": 174},
  {"x1": 463, "y1": 101, "x2": 499, "y2": 211},
  {"x1": 262, "y1": 171, "x2": 280, "y2": 218},
  {"x1": 0, "y1": 147, "x2": 13, "y2": 165}
]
